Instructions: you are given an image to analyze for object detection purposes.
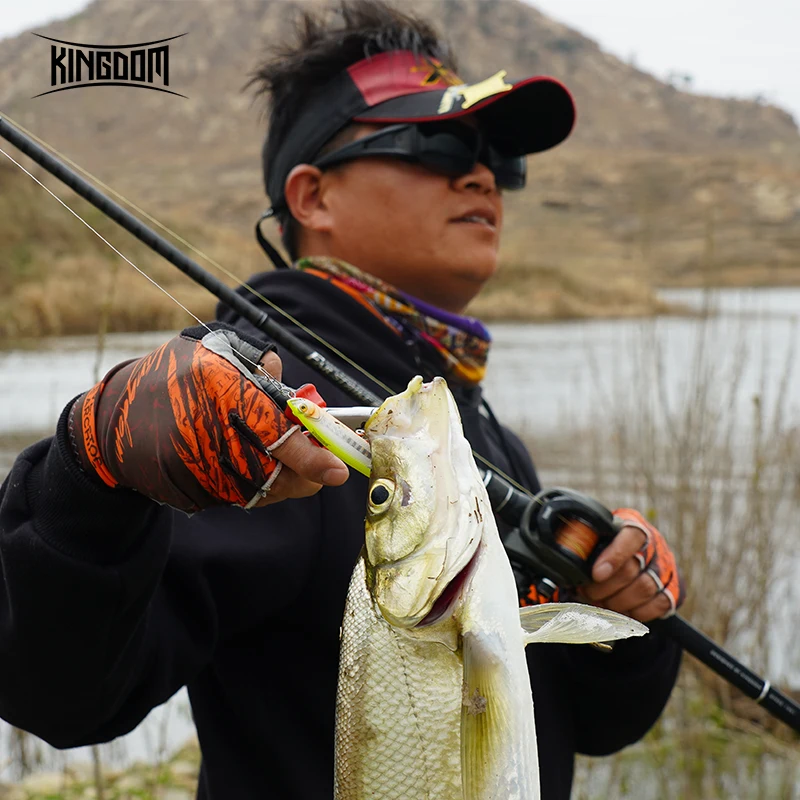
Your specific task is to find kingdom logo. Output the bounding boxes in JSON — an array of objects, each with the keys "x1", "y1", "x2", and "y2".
[{"x1": 32, "y1": 33, "x2": 188, "y2": 98}]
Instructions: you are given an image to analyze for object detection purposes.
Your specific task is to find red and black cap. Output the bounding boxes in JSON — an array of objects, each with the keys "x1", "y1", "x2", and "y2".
[{"x1": 264, "y1": 50, "x2": 575, "y2": 210}]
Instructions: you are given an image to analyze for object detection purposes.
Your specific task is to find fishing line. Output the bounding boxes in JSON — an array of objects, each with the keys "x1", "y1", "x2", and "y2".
[
  {"x1": 1, "y1": 115, "x2": 396, "y2": 399},
  {"x1": 553, "y1": 520, "x2": 598, "y2": 562},
  {"x1": 0, "y1": 113, "x2": 603, "y2": 576},
  {"x1": 5, "y1": 115, "x2": 800, "y2": 735},
  {"x1": 0, "y1": 143, "x2": 285, "y2": 389},
  {"x1": 0, "y1": 112, "x2": 658, "y2": 582},
  {"x1": 10, "y1": 123, "x2": 534, "y2": 503},
  {"x1": 1, "y1": 113, "x2": 645, "y2": 590},
  {"x1": 0, "y1": 112, "x2": 533, "y2": 499}
]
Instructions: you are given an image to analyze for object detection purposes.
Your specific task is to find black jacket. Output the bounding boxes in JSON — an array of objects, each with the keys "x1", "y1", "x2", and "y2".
[{"x1": 0, "y1": 269, "x2": 681, "y2": 798}]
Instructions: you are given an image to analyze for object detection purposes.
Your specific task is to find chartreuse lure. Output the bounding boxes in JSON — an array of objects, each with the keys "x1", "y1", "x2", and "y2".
[{"x1": 286, "y1": 397, "x2": 373, "y2": 477}]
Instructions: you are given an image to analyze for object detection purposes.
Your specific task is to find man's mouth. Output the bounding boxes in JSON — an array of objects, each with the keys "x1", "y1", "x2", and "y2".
[{"x1": 451, "y1": 208, "x2": 497, "y2": 230}]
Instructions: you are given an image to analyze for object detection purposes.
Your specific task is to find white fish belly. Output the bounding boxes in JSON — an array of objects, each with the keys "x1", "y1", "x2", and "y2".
[
  {"x1": 459, "y1": 536, "x2": 541, "y2": 800},
  {"x1": 335, "y1": 557, "x2": 463, "y2": 800}
]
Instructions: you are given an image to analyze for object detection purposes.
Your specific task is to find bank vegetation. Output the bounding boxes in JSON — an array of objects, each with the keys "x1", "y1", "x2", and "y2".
[{"x1": 2, "y1": 292, "x2": 800, "y2": 798}]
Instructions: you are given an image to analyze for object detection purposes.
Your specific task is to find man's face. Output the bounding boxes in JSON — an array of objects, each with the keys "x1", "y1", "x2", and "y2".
[{"x1": 297, "y1": 121, "x2": 504, "y2": 314}]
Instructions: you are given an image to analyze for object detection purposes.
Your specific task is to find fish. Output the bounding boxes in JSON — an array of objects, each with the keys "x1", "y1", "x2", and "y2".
[{"x1": 334, "y1": 375, "x2": 647, "y2": 800}]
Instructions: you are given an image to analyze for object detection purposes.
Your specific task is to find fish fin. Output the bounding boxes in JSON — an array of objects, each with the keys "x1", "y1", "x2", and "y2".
[
  {"x1": 519, "y1": 602, "x2": 648, "y2": 645},
  {"x1": 461, "y1": 631, "x2": 513, "y2": 800}
]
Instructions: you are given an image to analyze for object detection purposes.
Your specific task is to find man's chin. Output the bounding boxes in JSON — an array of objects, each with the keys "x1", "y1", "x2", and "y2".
[
  {"x1": 440, "y1": 265, "x2": 497, "y2": 313},
  {"x1": 458, "y1": 260, "x2": 498, "y2": 289}
]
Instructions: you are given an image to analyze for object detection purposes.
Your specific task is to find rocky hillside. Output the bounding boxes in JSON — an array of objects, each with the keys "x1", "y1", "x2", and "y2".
[
  {"x1": 1, "y1": 0, "x2": 796, "y2": 159},
  {"x1": 0, "y1": 0, "x2": 798, "y2": 335}
]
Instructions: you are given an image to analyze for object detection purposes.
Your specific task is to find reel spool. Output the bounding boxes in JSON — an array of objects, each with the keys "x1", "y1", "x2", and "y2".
[{"x1": 502, "y1": 488, "x2": 621, "y2": 599}]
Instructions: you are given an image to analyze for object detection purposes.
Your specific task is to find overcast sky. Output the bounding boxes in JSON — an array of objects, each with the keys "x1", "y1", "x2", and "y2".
[
  {"x1": 1, "y1": 0, "x2": 798, "y2": 124},
  {"x1": 529, "y1": 0, "x2": 800, "y2": 122}
]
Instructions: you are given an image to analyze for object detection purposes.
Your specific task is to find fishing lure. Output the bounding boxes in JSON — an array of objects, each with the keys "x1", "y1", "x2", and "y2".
[
  {"x1": 249, "y1": 364, "x2": 374, "y2": 478},
  {"x1": 287, "y1": 396, "x2": 374, "y2": 477}
]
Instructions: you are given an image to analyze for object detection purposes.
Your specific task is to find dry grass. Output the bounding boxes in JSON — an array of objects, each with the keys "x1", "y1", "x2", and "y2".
[
  {"x1": 522, "y1": 303, "x2": 800, "y2": 798},
  {"x1": 5, "y1": 142, "x2": 800, "y2": 341},
  {"x1": 470, "y1": 261, "x2": 671, "y2": 321},
  {"x1": 0, "y1": 162, "x2": 270, "y2": 340}
]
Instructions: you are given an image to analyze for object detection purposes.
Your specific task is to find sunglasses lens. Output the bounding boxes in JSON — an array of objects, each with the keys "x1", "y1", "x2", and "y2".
[
  {"x1": 414, "y1": 123, "x2": 481, "y2": 176},
  {"x1": 415, "y1": 123, "x2": 527, "y2": 189},
  {"x1": 487, "y1": 150, "x2": 527, "y2": 189},
  {"x1": 314, "y1": 121, "x2": 527, "y2": 189}
]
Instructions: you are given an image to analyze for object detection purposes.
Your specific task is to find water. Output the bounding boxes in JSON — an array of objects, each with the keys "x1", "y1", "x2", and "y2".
[
  {"x1": 0, "y1": 332, "x2": 168, "y2": 436},
  {"x1": 482, "y1": 287, "x2": 800, "y2": 438},
  {"x1": 1, "y1": 287, "x2": 799, "y2": 776},
  {"x1": 4, "y1": 289, "x2": 799, "y2": 440}
]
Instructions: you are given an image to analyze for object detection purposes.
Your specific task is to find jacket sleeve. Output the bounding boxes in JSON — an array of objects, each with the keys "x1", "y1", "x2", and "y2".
[
  {"x1": 0, "y1": 402, "x2": 173, "y2": 746},
  {"x1": 0, "y1": 400, "x2": 320, "y2": 749}
]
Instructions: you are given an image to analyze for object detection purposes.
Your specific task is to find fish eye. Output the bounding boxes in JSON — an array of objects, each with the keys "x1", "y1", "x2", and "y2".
[
  {"x1": 368, "y1": 479, "x2": 395, "y2": 510},
  {"x1": 371, "y1": 485, "x2": 390, "y2": 504}
]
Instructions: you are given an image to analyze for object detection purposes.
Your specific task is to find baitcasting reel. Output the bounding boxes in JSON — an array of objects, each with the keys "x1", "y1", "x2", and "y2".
[{"x1": 483, "y1": 476, "x2": 621, "y2": 599}]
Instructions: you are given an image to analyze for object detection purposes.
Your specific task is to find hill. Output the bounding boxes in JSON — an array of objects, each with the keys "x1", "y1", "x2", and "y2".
[{"x1": 0, "y1": 0, "x2": 799, "y2": 336}]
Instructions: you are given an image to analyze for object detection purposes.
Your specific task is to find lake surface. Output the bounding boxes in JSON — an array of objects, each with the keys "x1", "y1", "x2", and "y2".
[
  {"x1": 1, "y1": 286, "x2": 799, "y2": 775},
  {"x1": 483, "y1": 286, "x2": 800, "y2": 439},
  {"x1": 3, "y1": 287, "x2": 799, "y2": 441}
]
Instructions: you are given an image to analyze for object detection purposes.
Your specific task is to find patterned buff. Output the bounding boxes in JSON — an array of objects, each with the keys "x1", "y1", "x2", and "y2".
[{"x1": 294, "y1": 257, "x2": 491, "y2": 385}]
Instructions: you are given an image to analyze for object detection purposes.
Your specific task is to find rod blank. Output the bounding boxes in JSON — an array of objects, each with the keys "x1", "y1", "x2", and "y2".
[{"x1": 3, "y1": 112, "x2": 798, "y2": 735}]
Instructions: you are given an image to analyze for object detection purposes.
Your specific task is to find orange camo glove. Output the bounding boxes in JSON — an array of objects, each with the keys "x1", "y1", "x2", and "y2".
[
  {"x1": 69, "y1": 323, "x2": 296, "y2": 513},
  {"x1": 612, "y1": 508, "x2": 686, "y2": 618}
]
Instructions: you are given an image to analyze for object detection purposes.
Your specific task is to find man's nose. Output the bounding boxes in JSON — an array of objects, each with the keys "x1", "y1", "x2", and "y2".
[{"x1": 452, "y1": 161, "x2": 497, "y2": 194}]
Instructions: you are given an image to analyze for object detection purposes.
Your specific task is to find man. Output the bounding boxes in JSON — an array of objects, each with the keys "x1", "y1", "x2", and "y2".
[{"x1": 0, "y1": 2, "x2": 683, "y2": 798}]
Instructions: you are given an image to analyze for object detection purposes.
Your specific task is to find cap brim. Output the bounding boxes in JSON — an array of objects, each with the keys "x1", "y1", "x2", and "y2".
[{"x1": 353, "y1": 76, "x2": 575, "y2": 156}]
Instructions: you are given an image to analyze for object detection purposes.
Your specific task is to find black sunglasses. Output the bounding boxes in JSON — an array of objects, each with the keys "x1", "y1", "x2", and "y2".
[{"x1": 311, "y1": 122, "x2": 527, "y2": 190}]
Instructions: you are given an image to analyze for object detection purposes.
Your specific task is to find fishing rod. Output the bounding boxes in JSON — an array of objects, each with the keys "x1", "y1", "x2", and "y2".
[
  {"x1": 2, "y1": 113, "x2": 798, "y2": 735},
  {"x1": 501, "y1": 487, "x2": 800, "y2": 735},
  {"x1": 0, "y1": 115, "x2": 380, "y2": 408}
]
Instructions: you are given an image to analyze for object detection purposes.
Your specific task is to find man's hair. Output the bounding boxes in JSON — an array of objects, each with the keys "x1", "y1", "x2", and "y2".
[{"x1": 246, "y1": 0, "x2": 457, "y2": 259}]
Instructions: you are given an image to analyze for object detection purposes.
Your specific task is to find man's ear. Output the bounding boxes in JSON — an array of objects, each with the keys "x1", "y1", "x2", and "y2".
[{"x1": 284, "y1": 164, "x2": 334, "y2": 235}]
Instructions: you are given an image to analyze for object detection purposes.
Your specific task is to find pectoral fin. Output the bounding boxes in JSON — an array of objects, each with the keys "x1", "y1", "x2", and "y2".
[
  {"x1": 461, "y1": 631, "x2": 513, "y2": 800},
  {"x1": 519, "y1": 602, "x2": 648, "y2": 645}
]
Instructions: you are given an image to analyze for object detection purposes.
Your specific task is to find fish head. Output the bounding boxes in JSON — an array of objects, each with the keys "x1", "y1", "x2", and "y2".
[{"x1": 363, "y1": 375, "x2": 485, "y2": 629}]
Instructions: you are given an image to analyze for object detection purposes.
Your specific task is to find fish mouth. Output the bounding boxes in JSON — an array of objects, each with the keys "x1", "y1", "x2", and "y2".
[{"x1": 416, "y1": 547, "x2": 481, "y2": 628}]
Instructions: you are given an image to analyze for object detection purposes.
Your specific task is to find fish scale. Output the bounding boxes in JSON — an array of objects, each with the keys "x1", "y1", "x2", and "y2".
[{"x1": 335, "y1": 558, "x2": 463, "y2": 799}]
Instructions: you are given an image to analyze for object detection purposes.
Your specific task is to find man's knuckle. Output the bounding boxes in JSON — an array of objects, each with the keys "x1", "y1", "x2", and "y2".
[
  {"x1": 600, "y1": 553, "x2": 622, "y2": 574},
  {"x1": 623, "y1": 558, "x2": 641, "y2": 580},
  {"x1": 633, "y1": 574, "x2": 654, "y2": 599}
]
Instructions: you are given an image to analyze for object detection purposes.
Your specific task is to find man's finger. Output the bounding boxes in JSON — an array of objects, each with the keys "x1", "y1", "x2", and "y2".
[
  {"x1": 259, "y1": 350, "x2": 283, "y2": 382},
  {"x1": 626, "y1": 592, "x2": 674, "y2": 623},
  {"x1": 597, "y1": 572, "x2": 658, "y2": 614},
  {"x1": 271, "y1": 428, "x2": 350, "y2": 486},
  {"x1": 591, "y1": 525, "x2": 648, "y2": 582},
  {"x1": 255, "y1": 466, "x2": 324, "y2": 507},
  {"x1": 581, "y1": 556, "x2": 641, "y2": 602}
]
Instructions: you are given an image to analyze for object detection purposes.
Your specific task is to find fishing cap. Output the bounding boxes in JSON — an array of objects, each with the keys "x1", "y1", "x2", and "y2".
[{"x1": 264, "y1": 49, "x2": 575, "y2": 211}]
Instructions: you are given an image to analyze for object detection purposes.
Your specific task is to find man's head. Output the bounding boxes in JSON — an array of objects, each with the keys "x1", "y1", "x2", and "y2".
[{"x1": 249, "y1": 0, "x2": 574, "y2": 313}]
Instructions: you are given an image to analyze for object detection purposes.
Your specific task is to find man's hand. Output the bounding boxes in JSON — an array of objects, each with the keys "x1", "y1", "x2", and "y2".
[
  {"x1": 69, "y1": 323, "x2": 349, "y2": 513},
  {"x1": 578, "y1": 508, "x2": 685, "y2": 623},
  {"x1": 252, "y1": 347, "x2": 349, "y2": 507}
]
